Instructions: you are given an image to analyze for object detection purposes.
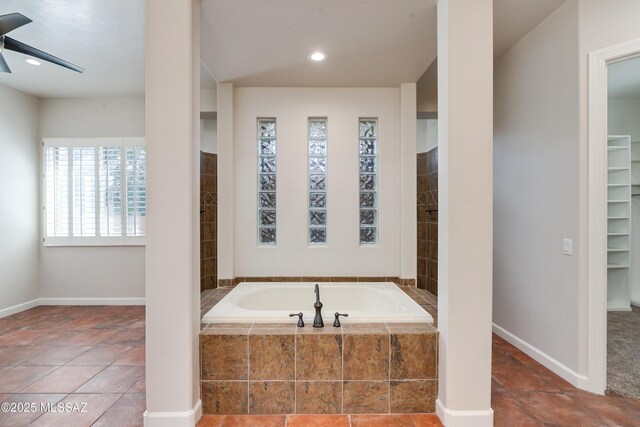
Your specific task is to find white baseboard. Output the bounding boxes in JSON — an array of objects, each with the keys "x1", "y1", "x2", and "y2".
[
  {"x1": 0, "y1": 299, "x2": 40, "y2": 319},
  {"x1": 144, "y1": 399, "x2": 201, "y2": 427},
  {"x1": 39, "y1": 297, "x2": 146, "y2": 306},
  {"x1": 436, "y1": 399, "x2": 493, "y2": 427},
  {"x1": 492, "y1": 323, "x2": 589, "y2": 389}
]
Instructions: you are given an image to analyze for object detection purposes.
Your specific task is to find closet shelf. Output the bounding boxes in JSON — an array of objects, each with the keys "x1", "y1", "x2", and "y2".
[
  {"x1": 608, "y1": 216, "x2": 629, "y2": 219},
  {"x1": 609, "y1": 183, "x2": 628, "y2": 187},
  {"x1": 607, "y1": 200, "x2": 630, "y2": 203},
  {"x1": 607, "y1": 263, "x2": 630, "y2": 269},
  {"x1": 608, "y1": 232, "x2": 629, "y2": 236},
  {"x1": 608, "y1": 248, "x2": 629, "y2": 252},
  {"x1": 609, "y1": 146, "x2": 629, "y2": 151},
  {"x1": 608, "y1": 167, "x2": 629, "y2": 171}
]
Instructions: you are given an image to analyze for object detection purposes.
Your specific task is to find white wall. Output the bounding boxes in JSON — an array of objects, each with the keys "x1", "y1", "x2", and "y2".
[
  {"x1": 200, "y1": 118, "x2": 217, "y2": 154},
  {"x1": 417, "y1": 119, "x2": 438, "y2": 153},
  {"x1": 0, "y1": 84, "x2": 40, "y2": 313},
  {"x1": 494, "y1": 0, "x2": 583, "y2": 375},
  {"x1": 38, "y1": 97, "x2": 146, "y2": 299},
  {"x1": 494, "y1": 0, "x2": 640, "y2": 386},
  {"x1": 233, "y1": 87, "x2": 402, "y2": 277}
]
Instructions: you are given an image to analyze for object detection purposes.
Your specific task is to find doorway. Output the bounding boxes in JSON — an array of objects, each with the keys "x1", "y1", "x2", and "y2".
[{"x1": 588, "y1": 37, "x2": 640, "y2": 396}]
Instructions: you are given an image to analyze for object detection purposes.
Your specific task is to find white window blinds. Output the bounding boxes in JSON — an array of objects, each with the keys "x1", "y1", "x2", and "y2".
[{"x1": 44, "y1": 138, "x2": 146, "y2": 246}]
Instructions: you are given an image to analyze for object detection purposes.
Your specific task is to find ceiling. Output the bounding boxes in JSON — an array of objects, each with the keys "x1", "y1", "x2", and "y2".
[
  {"x1": 608, "y1": 57, "x2": 640, "y2": 98},
  {"x1": 200, "y1": 0, "x2": 438, "y2": 87},
  {"x1": 0, "y1": 0, "x2": 144, "y2": 98},
  {"x1": 0, "y1": 0, "x2": 567, "y2": 98}
]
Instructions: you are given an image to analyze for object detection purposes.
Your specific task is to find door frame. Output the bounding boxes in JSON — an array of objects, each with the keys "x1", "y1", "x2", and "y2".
[{"x1": 587, "y1": 37, "x2": 640, "y2": 394}]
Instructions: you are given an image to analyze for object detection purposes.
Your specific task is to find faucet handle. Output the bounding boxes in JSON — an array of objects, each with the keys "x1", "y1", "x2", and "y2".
[
  {"x1": 333, "y1": 312, "x2": 349, "y2": 328},
  {"x1": 289, "y1": 312, "x2": 305, "y2": 327}
]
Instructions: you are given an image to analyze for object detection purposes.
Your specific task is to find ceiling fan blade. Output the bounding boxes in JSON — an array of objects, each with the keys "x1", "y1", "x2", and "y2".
[
  {"x1": 0, "y1": 53, "x2": 10, "y2": 73},
  {"x1": 4, "y1": 36, "x2": 84, "y2": 73},
  {"x1": 0, "y1": 13, "x2": 32, "y2": 36}
]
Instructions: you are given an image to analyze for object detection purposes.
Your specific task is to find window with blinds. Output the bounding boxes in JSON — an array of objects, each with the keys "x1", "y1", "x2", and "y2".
[{"x1": 44, "y1": 137, "x2": 146, "y2": 246}]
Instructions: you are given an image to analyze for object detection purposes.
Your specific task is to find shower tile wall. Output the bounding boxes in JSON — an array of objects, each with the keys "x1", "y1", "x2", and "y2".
[
  {"x1": 417, "y1": 147, "x2": 438, "y2": 295},
  {"x1": 201, "y1": 151, "x2": 217, "y2": 292}
]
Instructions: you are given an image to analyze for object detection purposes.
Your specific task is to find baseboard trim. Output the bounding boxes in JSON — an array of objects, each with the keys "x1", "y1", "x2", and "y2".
[
  {"x1": 436, "y1": 399, "x2": 493, "y2": 427},
  {"x1": 144, "y1": 399, "x2": 202, "y2": 427},
  {"x1": 39, "y1": 297, "x2": 146, "y2": 306},
  {"x1": 0, "y1": 299, "x2": 40, "y2": 319},
  {"x1": 492, "y1": 323, "x2": 589, "y2": 389}
]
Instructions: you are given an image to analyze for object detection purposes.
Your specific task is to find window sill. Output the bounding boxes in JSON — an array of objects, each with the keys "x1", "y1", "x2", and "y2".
[{"x1": 43, "y1": 237, "x2": 146, "y2": 247}]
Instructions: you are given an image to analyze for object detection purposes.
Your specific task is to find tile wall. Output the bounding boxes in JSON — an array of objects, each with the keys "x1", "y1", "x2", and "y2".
[
  {"x1": 201, "y1": 152, "x2": 217, "y2": 292},
  {"x1": 417, "y1": 148, "x2": 438, "y2": 295},
  {"x1": 217, "y1": 277, "x2": 416, "y2": 288},
  {"x1": 200, "y1": 323, "x2": 438, "y2": 415}
]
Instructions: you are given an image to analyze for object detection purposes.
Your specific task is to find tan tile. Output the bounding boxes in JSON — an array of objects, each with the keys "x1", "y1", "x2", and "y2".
[
  {"x1": 0, "y1": 394, "x2": 66, "y2": 425},
  {"x1": 286, "y1": 415, "x2": 349, "y2": 427},
  {"x1": 295, "y1": 381, "x2": 342, "y2": 414},
  {"x1": 92, "y1": 393, "x2": 145, "y2": 427},
  {"x1": 113, "y1": 346, "x2": 145, "y2": 366},
  {"x1": 127, "y1": 376, "x2": 145, "y2": 394},
  {"x1": 248, "y1": 381, "x2": 294, "y2": 414},
  {"x1": 296, "y1": 334, "x2": 342, "y2": 380},
  {"x1": 390, "y1": 333, "x2": 437, "y2": 379},
  {"x1": 67, "y1": 345, "x2": 133, "y2": 365},
  {"x1": 343, "y1": 381, "x2": 389, "y2": 414},
  {"x1": 0, "y1": 365, "x2": 57, "y2": 392},
  {"x1": 386, "y1": 323, "x2": 437, "y2": 334},
  {"x1": 390, "y1": 380, "x2": 437, "y2": 413},
  {"x1": 342, "y1": 323, "x2": 388, "y2": 334},
  {"x1": 197, "y1": 415, "x2": 226, "y2": 427},
  {"x1": 23, "y1": 345, "x2": 91, "y2": 365},
  {"x1": 410, "y1": 413, "x2": 443, "y2": 426},
  {"x1": 0, "y1": 345, "x2": 53, "y2": 365},
  {"x1": 350, "y1": 414, "x2": 414, "y2": 427},
  {"x1": 344, "y1": 334, "x2": 389, "y2": 380},
  {"x1": 75, "y1": 365, "x2": 145, "y2": 393},
  {"x1": 249, "y1": 335, "x2": 294, "y2": 380},
  {"x1": 30, "y1": 393, "x2": 122, "y2": 427},
  {"x1": 220, "y1": 415, "x2": 285, "y2": 426},
  {"x1": 202, "y1": 381, "x2": 248, "y2": 414},
  {"x1": 22, "y1": 365, "x2": 104, "y2": 393},
  {"x1": 201, "y1": 334, "x2": 248, "y2": 380}
]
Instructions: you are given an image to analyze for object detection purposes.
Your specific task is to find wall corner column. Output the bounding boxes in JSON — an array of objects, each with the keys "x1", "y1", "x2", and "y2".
[
  {"x1": 436, "y1": 0, "x2": 494, "y2": 426},
  {"x1": 400, "y1": 83, "x2": 418, "y2": 281},
  {"x1": 217, "y1": 82, "x2": 235, "y2": 283},
  {"x1": 145, "y1": 0, "x2": 202, "y2": 425}
]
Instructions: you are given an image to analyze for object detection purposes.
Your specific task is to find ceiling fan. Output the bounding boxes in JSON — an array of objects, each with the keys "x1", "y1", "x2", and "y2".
[{"x1": 0, "y1": 12, "x2": 83, "y2": 73}]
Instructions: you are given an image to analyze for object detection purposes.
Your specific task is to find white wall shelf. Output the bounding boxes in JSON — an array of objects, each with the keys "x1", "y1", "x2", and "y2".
[{"x1": 607, "y1": 135, "x2": 632, "y2": 311}]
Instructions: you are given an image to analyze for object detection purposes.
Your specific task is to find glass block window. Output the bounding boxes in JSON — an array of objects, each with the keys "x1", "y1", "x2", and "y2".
[
  {"x1": 359, "y1": 119, "x2": 378, "y2": 244},
  {"x1": 258, "y1": 119, "x2": 277, "y2": 245},
  {"x1": 308, "y1": 119, "x2": 328, "y2": 245}
]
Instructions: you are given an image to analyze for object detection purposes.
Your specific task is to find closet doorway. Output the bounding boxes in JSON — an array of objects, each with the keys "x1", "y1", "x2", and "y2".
[{"x1": 605, "y1": 57, "x2": 640, "y2": 400}]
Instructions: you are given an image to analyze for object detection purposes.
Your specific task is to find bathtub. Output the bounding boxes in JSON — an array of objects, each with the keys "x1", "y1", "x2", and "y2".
[{"x1": 201, "y1": 282, "x2": 433, "y2": 324}]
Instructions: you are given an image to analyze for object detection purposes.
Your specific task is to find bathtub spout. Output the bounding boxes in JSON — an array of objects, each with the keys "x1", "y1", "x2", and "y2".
[{"x1": 313, "y1": 284, "x2": 324, "y2": 328}]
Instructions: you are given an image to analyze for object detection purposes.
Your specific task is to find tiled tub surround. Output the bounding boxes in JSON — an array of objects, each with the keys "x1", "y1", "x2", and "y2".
[
  {"x1": 417, "y1": 147, "x2": 438, "y2": 295},
  {"x1": 200, "y1": 151, "x2": 217, "y2": 292},
  {"x1": 200, "y1": 323, "x2": 437, "y2": 415},
  {"x1": 217, "y1": 276, "x2": 416, "y2": 288},
  {"x1": 202, "y1": 282, "x2": 433, "y2": 324},
  {"x1": 199, "y1": 286, "x2": 438, "y2": 415}
]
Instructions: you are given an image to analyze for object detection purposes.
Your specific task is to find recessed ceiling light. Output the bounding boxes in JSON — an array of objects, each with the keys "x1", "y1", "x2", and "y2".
[
  {"x1": 25, "y1": 58, "x2": 41, "y2": 66},
  {"x1": 308, "y1": 51, "x2": 327, "y2": 62}
]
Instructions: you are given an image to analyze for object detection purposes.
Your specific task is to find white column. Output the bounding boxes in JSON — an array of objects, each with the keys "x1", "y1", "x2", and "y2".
[
  {"x1": 145, "y1": 0, "x2": 202, "y2": 425},
  {"x1": 217, "y1": 82, "x2": 234, "y2": 283},
  {"x1": 436, "y1": 0, "x2": 494, "y2": 426},
  {"x1": 400, "y1": 83, "x2": 417, "y2": 281}
]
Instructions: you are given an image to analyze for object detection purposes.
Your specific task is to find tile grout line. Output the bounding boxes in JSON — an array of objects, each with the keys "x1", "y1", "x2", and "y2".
[{"x1": 247, "y1": 323, "x2": 252, "y2": 414}]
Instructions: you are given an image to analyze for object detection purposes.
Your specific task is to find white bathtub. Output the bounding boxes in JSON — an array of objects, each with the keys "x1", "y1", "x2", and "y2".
[{"x1": 201, "y1": 282, "x2": 433, "y2": 324}]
